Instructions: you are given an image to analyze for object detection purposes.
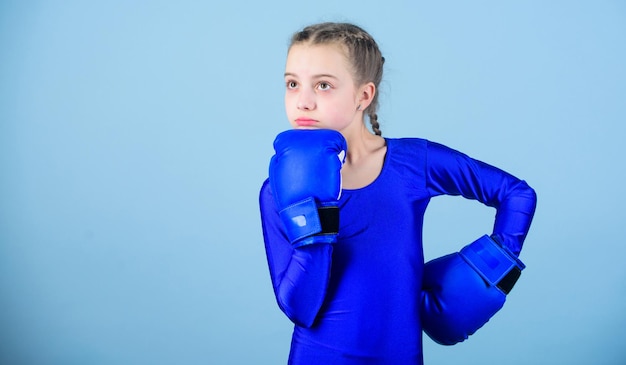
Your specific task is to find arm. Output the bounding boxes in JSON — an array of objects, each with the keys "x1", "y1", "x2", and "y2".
[
  {"x1": 425, "y1": 140, "x2": 537, "y2": 255},
  {"x1": 421, "y1": 141, "x2": 537, "y2": 345},
  {"x1": 259, "y1": 129, "x2": 346, "y2": 328},
  {"x1": 259, "y1": 180, "x2": 332, "y2": 328}
]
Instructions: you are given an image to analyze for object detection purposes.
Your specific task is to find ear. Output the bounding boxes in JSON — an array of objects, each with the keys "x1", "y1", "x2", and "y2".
[{"x1": 356, "y1": 82, "x2": 376, "y2": 111}]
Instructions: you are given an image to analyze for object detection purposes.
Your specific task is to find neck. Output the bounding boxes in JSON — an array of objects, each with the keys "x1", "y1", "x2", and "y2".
[
  {"x1": 339, "y1": 122, "x2": 387, "y2": 190},
  {"x1": 342, "y1": 122, "x2": 384, "y2": 165}
]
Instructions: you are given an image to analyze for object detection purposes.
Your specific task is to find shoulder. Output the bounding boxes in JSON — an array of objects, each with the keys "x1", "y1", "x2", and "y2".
[
  {"x1": 389, "y1": 138, "x2": 475, "y2": 167},
  {"x1": 386, "y1": 137, "x2": 429, "y2": 149},
  {"x1": 388, "y1": 137, "x2": 460, "y2": 154},
  {"x1": 383, "y1": 137, "x2": 474, "y2": 179},
  {"x1": 384, "y1": 137, "x2": 430, "y2": 163},
  {"x1": 377, "y1": 137, "x2": 431, "y2": 191}
]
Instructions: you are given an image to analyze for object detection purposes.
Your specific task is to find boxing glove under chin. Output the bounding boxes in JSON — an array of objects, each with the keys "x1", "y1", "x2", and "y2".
[
  {"x1": 269, "y1": 129, "x2": 347, "y2": 247},
  {"x1": 421, "y1": 235, "x2": 525, "y2": 345}
]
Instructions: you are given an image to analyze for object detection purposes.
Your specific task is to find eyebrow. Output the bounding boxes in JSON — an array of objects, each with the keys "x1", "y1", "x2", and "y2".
[{"x1": 284, "y1": 72, "x2": 339, "y2": 80}]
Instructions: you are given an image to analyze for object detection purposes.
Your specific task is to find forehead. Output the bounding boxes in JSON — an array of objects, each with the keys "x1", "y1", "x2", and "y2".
[{"x1": 285, "y1": 43, "x2": 352, "y2": 77}]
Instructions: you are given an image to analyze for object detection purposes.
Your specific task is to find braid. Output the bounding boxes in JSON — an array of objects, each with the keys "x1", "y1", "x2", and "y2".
[{"x1": 369, "y1": 112, "x2": 382, "y2": 136}]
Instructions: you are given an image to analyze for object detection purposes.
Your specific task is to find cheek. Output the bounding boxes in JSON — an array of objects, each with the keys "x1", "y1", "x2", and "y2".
[
  {"x1": 327, "y1": 97, "x2": 355, "y2": 117},
  {"x1": 285, "y1": 91, "x2": 299, "y2": 105},
  {"x1": 284, "y1": 94, "x2": 298, "y2": 122},
  {"x1": 284, "y1": 93, "x2": 293, "y2": 111}
]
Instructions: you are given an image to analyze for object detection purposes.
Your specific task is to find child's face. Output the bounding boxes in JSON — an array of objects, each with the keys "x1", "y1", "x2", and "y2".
[{"x1": 284, "y1": 43, "x2": 361, "y2": 132}]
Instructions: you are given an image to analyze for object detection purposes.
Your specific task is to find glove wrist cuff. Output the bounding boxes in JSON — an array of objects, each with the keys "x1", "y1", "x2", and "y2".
[
  {"x1": 460, "y1": 235, "x2": 526, "y2": 294},
  {"x1": 279, "y1": 197, "x2": 339, "y2": 247}
]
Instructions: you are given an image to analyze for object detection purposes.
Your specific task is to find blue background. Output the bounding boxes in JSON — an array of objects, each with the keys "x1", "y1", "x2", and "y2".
[{"x1": 1, "y1": 1, "x2": 625, "y2": 364}]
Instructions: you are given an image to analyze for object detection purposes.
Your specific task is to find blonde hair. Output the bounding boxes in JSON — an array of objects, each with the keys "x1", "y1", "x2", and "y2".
[{"x1": 289, "y1": 22, "x2": 385, "y2": 136}]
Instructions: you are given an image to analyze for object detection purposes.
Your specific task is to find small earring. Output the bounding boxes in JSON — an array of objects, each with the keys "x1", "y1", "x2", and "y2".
[{"x1": 356, "y1": 104, "x2": 362, "y2": 111}]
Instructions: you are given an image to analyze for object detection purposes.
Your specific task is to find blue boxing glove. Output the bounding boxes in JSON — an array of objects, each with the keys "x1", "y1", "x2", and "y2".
[
  {"x1": 269, "y1": 129, "x2": 347, "y2": 247},
  {"x1": 421, "y1": 235, "x2": 525, "y2": 345}
]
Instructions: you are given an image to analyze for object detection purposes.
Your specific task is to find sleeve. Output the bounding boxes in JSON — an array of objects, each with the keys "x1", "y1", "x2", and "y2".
[
  {"x1": 259, "y1": 179, "x2": 333, "y2": 327},
  {"x1": 425, "y1": 141, "x2": 537, "y2": 255}
]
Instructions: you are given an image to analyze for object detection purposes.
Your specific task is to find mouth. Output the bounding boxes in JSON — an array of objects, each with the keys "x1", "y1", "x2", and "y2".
[{"x1": 295, "y1": 118, "x2": 318, "y2": 127}]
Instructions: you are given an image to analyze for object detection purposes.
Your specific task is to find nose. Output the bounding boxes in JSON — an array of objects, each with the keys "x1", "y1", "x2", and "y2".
[{"x1": 297, "y1": 88, "x2": 316, "y2": 110}]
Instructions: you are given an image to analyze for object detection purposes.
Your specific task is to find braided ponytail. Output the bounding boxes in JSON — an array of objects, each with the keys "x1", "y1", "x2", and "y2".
[{"x1": 369, "y1": 112, "x2": 382, "y2": 136}]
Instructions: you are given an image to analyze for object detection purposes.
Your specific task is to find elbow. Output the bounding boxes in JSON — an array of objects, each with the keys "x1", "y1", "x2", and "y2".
[
  {"x1": 512, "y1": 179, "x2": 538, "y2": 215},
  {"x1": 274, "y1": 278, "x2": 320, "y2": 328},
  {"x1": 276, "y1": 295, "x2": 317, "y2": 328},
  {"x1": 522, "y1": 181, "x2": 538, "y2": 214}
]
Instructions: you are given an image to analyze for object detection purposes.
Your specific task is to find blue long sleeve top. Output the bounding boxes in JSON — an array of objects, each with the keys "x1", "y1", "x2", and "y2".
[{"x1": 259, "y1": 138, "x2": 537, "y2": 365}]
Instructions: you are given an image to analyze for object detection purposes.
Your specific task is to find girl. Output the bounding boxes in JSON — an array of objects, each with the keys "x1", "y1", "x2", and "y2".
[{"x1": 259, "y1": 22, "x2": 536, "y2": 365}]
